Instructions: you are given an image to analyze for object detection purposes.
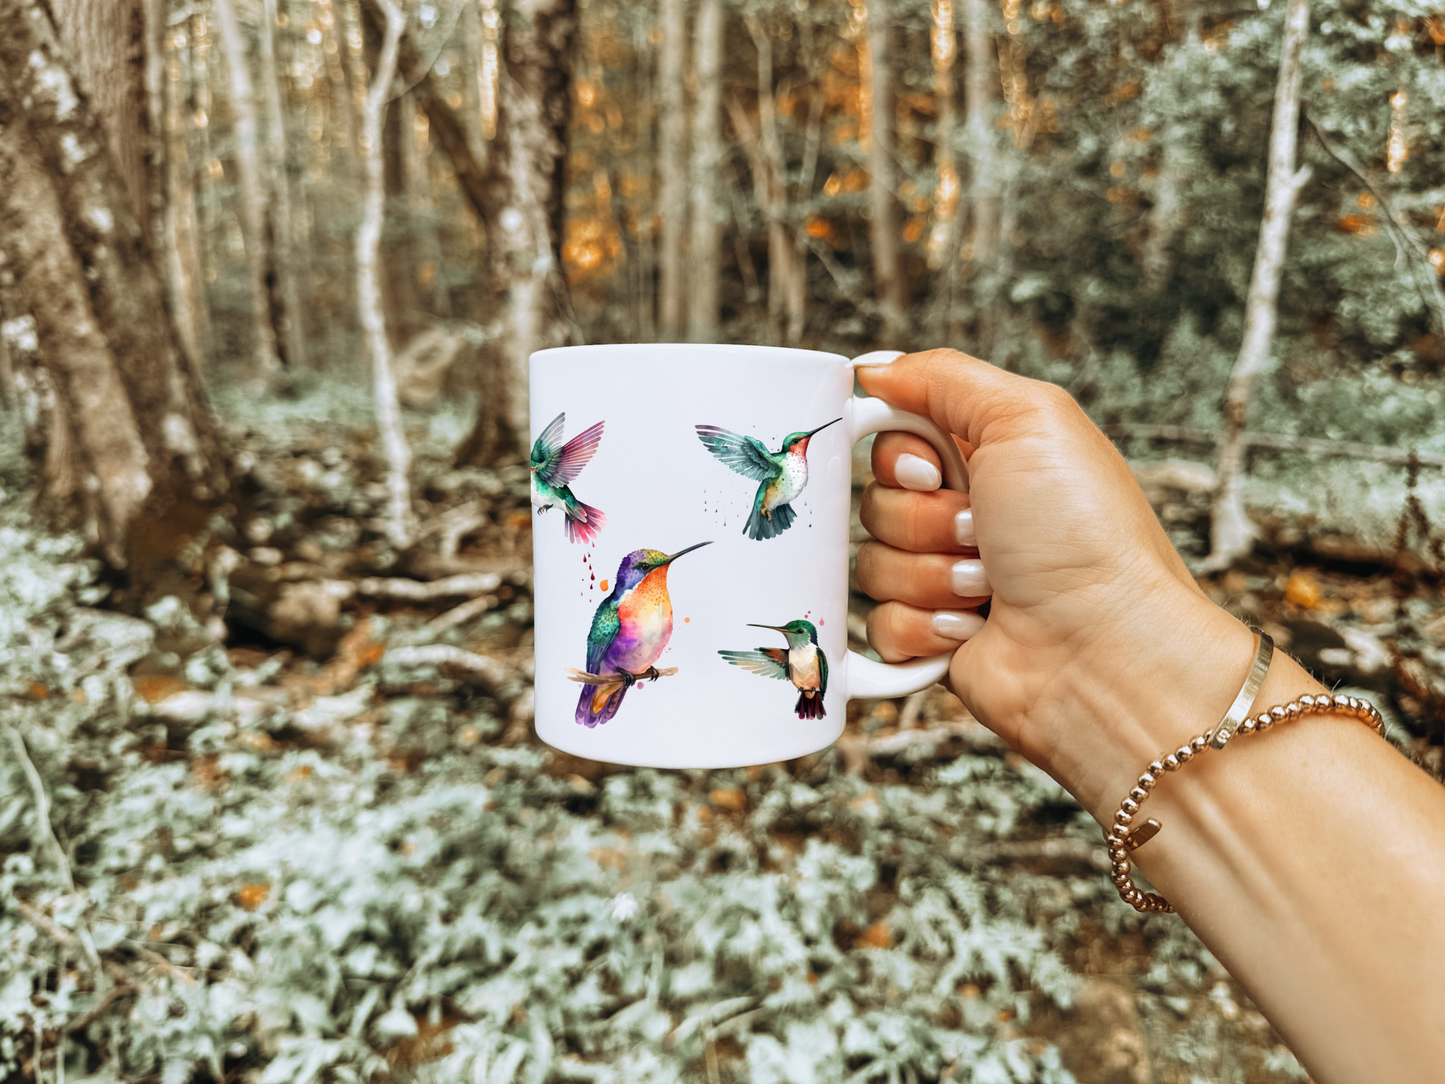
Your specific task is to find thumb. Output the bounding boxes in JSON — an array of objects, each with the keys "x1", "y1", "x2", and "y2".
[{"x1": 856, "y1": 348, "x2": 1075, "y2": 452}]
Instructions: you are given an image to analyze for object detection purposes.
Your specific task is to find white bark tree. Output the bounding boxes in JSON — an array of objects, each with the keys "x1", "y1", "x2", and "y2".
[
  {"x1": 214, "y1": 0, "x2": 287, "y2": 383},
  {"x1": 862, "y1": 0, "x2": 908, "y2": 343},
  {"x1": 357, "y1": 0, "x2": 415, "y2": 550},
  {"x1": 657, "y1": 0, "x2": 688, "y2": 339},
  {"x1": 687, "y1": 0, "x2": 723, "y2": 341},
  {"x1": 962, "y1": 0, "x2": 999, "y2": 343},
  {"x1": 260, "y1": 0, "x2": 307, "y2": 367},
  {"x1": 1206, "y1": 0, "x2": 1312, "y2": 570}
]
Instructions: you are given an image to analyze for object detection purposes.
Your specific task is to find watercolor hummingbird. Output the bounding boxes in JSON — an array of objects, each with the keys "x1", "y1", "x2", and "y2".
[
  {"x1": 530, "y1": 412, "x2": 606, "y2": 544},
  {"x1": 695, "y1": 419, "x2": 841, "y2": 541},
  {"x1": 718, "y1": 619, "x2": 829, "y2": 719},
  {"x1": 575, "y1": 542, "x2": 712, "y2": 727}
]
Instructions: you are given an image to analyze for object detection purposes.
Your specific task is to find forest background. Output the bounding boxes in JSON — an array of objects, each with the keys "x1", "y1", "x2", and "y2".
[{"x1": 1, "y1": 0, "x2": 1444, "y2": 1080}]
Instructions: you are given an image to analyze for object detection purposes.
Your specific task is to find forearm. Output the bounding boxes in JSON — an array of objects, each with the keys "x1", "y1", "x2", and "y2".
[{"x1": 1080, "y1": 605, "x2": 1445, "y2": 1084}]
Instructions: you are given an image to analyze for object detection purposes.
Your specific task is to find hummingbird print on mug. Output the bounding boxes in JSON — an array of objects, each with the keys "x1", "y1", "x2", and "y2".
[
  {"x1": 718, "y1": 619, "x2": 829, "y2": 719},
  {"x1": 695, "y1": 419, "x2": 840, "y2": 541},
  {"x1": 530, "y1": 412, "x2": 606, "y2": 544},
  {"x1": 572, "y1": 543, "x2": 712, "y2": 727}
]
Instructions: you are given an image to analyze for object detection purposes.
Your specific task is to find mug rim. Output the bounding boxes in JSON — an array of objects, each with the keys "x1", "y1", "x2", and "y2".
[{"x1": 532, "y1": 342, "x2": 848, "y2": 366}]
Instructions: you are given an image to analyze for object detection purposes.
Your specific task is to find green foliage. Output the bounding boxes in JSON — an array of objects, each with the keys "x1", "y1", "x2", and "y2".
[{"x1": 0, "y1": 473, "x2": 1300, "y2": 1083}]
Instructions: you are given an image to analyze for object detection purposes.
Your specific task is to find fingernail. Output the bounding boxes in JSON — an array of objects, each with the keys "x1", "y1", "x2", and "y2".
[
  {"x1": 954, "y1": 508, "x2": 976, "y2": 547},
  {"x1": 951, "y1": 558, "x2": 992, "y2": 597},
  {"x1": 932, "y1": 610, "x2": 986, "y2": 641},
  {"x1": 850, "y1": 350, "x2": 905, "y2": 369},
  {"x1": 895, "y1": 453, "x2": 941, "y2": 492}
]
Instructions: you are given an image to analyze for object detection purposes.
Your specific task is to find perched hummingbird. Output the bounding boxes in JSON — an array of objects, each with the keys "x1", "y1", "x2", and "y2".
[
  {"x1": 530, "y1": 412, "x2": 606, "y2": 545},
  {"x1": 718, "y1": 619, "x2": 829, "y2": 719},
  {"x1": 575, "y1": 542, "x2": 712, "y2": 727},
  {"x1": 695, "y1": 419, "x2": 841, "y2": 541}
]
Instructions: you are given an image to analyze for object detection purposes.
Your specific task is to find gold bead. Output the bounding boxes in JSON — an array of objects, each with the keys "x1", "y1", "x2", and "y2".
[
  {"x1": 1121, "y1": 798, "x2": 1139, "y2": 814},
  {"x1": 1239, "y1": 717, "x2": 1256, "y2": 734},
  {"x1": 1175, "y1": 745, "x2": 1193, "y2": 764},
  {"x1": 1333, "y1": 693, "x2": 1351, "y2": 711},
  {"x1": 1163, "y1": 754, "x2": 1180, "y2": 771},
  {"x1": 1108, "y1": 824, "x2": 1127, "y2": 841},
  {"x1": 1115, "y1": 810, "x2": 1133, "y2": 826},
  {"x1": 1148, "y1": 760, "x2": 1165, "y2": 776},
  {"x1": 1256, "y1": 711, "x2": 1273, "y2": 731},
  {"x1": 1284, "y1": 701, "x2": 1302, "y2": 720},
  {"x1": 1110, "y1": 847, "x2": 1127, "y2": 862},
  {"x1": 1190, "y1": 735, "x2": 1208, "y2": 753},
  {"x1": 1299, "y1": 694, "x2": 1318, "y2": 709},
  {"x1": 1271, "y1": 706, "x2": 1288, "y2": 724},
  {"x1": 1129, "y1": 787, "x2": 1148, "y2": 803},
  {"x1": 1113, "y1": 872, "x2": 1132, "y2": 887},
  {"x1": 1137, "y1": 773, "x2": 1156, "y2": 791}
]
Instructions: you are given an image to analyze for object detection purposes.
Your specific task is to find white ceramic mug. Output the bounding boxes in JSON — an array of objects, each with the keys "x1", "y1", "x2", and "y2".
[{"x1": 529, "y1": 343, "x2": 969, "y2": 769}]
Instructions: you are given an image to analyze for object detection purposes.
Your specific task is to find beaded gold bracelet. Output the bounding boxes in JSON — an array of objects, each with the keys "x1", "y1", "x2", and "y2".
[{"x1": 1104, "y1": 691, "x2": 1386, "y2": 914}]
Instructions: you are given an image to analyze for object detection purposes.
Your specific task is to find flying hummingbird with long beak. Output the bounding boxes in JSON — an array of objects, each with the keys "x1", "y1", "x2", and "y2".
[
  {"x1": 575, "y1": 542, "x2": 712, "y2": 727},
  {"x1": 695, "y1": 418, "x2": 841, "y2": 541},
  {"x1": 530, "y1": 412, "x2": 606, "y2": 544},
  {"x1": 718, "y1": 619, "x2": 829, "y2": 719}
]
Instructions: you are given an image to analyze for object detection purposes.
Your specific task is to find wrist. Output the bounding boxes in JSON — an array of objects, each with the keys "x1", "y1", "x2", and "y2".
[{"x1": 1041, "y1": 587, "x2": 1316, "y2": 823}]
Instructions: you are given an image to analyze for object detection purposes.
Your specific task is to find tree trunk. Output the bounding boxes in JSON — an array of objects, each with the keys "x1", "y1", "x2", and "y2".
[
  {"x1": 260, "y1": 0, "x2": 307, "y2": 368},
  {"x1": 1206, "y1": 0, "x2": 1311, "y2": 570},
  {"x1": 214, "y1": 0, "x2": 287, "y2": 383},
  {"x1": 358, "y1": 0, "x2": 415, "y2": 550},
  {"x1": 401, "y1": 92, "x2": 451, "y2": 317},
  {"x1": 48, "y1": 0, "x2": 154, "y2": 236},
  {"x1": 1141, "y1": 0, "x2": 1200, "y2": 294},
  {"x1": 927, "y1": 0, "x2": 962, "y2": 341},
  {"x1": 863, "y1": 0, "x2": 908, "y2": 344},
  {"x1": 687, "y1": 0, "x2": 723, "y2": 342},
  {"x1": 0, "y1": 0, "x2": 227, "y2": 571},
  {"x1": 962, "y1": 0, "x2": 999, "y2": 347},
  {"x1": 162, "y1": 12, "x2": 208, "y2": 367},
  {"x1": 456, "y1": 0, "x2": 580, "y2": 464},
  {"x1": 736, "y1": 18, "x2": 805, "y2": 345},
  {"x1": 657, "y1": 0, "x2": 687, "y2": 339}
]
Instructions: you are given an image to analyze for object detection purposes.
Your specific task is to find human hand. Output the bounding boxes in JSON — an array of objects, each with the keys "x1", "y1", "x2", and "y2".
[{"x1": 855, "y1": 349, "x2": 1258, "y2": 818}]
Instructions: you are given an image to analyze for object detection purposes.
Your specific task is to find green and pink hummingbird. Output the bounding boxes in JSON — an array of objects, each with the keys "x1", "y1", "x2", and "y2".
[
  {"x1": 695, "y1": 419, "x2": 841, "y2": 541},
  {"x1": 719, "y1": 619, "x2": 829, "y2": 719},
  {"x1": 575, "y1": 542, "x2": 712, "y2": 727},
  {"x1": 531, "y1": 412, "x2": 606, "y2": 545}
]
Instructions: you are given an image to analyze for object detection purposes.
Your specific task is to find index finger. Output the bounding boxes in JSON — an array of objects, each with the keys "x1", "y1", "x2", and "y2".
[{"x1": 855, "y1": 348, "x2": 1078, "y2": 452}]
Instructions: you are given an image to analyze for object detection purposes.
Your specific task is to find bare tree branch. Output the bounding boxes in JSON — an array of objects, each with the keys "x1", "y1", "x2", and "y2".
[
  {"x1": 1305, "y1": 114, "x2": 1445, "y2": 339},
  {"x1": 1105, "y1": 423, "x2": 1445, "y2": 471}
]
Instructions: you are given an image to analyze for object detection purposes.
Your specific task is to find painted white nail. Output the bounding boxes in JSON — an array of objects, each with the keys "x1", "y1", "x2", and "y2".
[
  {"x1": 895, "y1": 453, "x2": 941, "y2": 492},
  {"x1": 951, "y1": 558, "x2": 992, "y2": 598},
  {"x1": 954, "y1": 508, "x2": 976, "y2": 547},
  {"x1": 850, "y1": 349, "x2": 905, "y2": 369},
  {"x1": 932, "y1": 610, "x2": 986, "y2": 641}
]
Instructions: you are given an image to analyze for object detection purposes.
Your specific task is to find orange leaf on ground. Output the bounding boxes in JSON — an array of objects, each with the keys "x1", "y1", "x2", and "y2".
[
  {"x1": 27, "y1": 682, "x2": 49, "y2": 700},
  {"x1": 1284, "y1": 570, "x2": 1324, "y2": 610},
  {"x1": 134, "y1": 675, "x2": 189, "y2": 704},
  {"x1": 236, "y1": 883, "x2": 270, "y2": 910},
  {"x1": 709, "y1": 788, "x2": 746, "y2": 812},
  {"x1": 856, "y1": 919, "x2": 892, "y2": 949}
]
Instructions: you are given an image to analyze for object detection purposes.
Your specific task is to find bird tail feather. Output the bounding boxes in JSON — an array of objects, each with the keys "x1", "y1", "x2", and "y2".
[
  {"x1": 564, "y1": 501, "x2": 606, "y2": 545},
  {"x1": 746, "y1": 501, "x2": 795, "y2": 541},
  {"x1": 576, "y1": 679, "x2": 627, "y2": 727},
  {"x1": 795, "y1": 688, "x2": 825, "y2": 720}
]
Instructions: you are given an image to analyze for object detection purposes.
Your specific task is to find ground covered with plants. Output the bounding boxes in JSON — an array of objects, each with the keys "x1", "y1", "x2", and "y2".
[{"x1": 2, "y1": 390, "x2": 1442, "y2": 1084}]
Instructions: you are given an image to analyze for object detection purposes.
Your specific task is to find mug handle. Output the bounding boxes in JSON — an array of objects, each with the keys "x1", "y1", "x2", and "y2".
[{"x1": 843, "y1": 376, "x2": 972, "y2": 700}]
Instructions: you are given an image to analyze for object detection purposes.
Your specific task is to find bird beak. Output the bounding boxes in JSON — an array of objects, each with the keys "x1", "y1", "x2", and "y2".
[
  {"x1": 662, "y1": 541, "x2": 712, "y2": 565},
  {"x1": 747, "y1": 623, "x2": 788, "y2": 632},
  {"x1": 805, "y1": 417, "x2": 842, "y2": 438}
]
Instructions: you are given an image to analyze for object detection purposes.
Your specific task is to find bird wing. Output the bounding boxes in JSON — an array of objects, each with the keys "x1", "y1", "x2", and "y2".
[
  {"x1": 531, "y1": 412, "x2": 566, "y2": 471},
  {"x1": 695, "y1": 425, "x2": 778, "y2": 481},
  {"x1": 818, "y1": 648, "x2": 828, "y2": 697},
  {"x1": 547, "y1": 420, "x2": 605, "y2": 485},
  {"x1": 585, "y1": 600, "x2": 621, "y2": 675},
  {"x1": 718, "y1": 648, "x2": 790, "y2": 680}
]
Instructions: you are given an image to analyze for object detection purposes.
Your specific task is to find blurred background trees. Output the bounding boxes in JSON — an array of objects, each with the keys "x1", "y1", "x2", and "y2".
[{"x1": 5, "y1": 0, "x2": 1443, "y2": 509}]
